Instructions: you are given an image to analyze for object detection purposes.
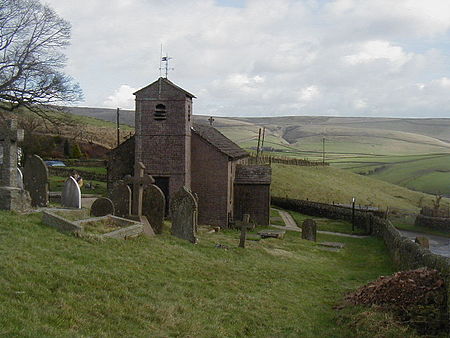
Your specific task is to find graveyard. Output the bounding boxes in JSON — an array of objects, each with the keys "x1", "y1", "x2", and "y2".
[
  {"x1": 2, "y1": 0, "x2": 450, "y2": 336},
  {"x1": 0, "y1": 209, "x2": 404, "y2": 337},
  {"x1": 0, "y1": 106, "x2": 448, "y2": 336}
]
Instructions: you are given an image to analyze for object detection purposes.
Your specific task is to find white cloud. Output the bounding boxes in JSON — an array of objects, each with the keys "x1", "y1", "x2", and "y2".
[
  {"x1": 42, "y1": 0, "x2": 450, "y2": 117},
  {"x1": 344, "y1": 40, "x2": 413, "y2": 69},
  {"x1": 103, "y1": 85, "x2": 137, "y2": 109},
  {"x1": 299, "y1": 85, "x2": 320, "y2": 101}
]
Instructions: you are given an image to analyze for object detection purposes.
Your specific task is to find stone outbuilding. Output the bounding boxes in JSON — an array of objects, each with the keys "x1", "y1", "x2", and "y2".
[{"x1": 108, "y1": 77, "x2": 271, "y2": 227}]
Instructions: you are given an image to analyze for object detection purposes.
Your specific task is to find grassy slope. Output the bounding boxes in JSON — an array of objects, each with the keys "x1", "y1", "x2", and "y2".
[
  {"x1": 271, "y1": 164, "x2": 449, "y2": 211},
  {"x1": 0, "y1": 212, "x2": 396, "y2": 337},
  {"x1": 334, "y1": 153, "x2": 450, "y2": 195}
]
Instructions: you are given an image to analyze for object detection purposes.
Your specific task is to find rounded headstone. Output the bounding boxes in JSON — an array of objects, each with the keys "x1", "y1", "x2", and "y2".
[
  {"x1": 90, "y1": 197, "x2": 115, "y2": 217},
  {"x1": 142, "y1": 184, "x2": 165, "y2": 234},
  {"x1": 108, "y1": 181, "x2": 131, "y2": 217},
  {"x1": 61, "y1": 176, "x2": 81, "y2": 209},
  {"x1": 23, "y1": 154, "x2": 49, "y2": 207}
]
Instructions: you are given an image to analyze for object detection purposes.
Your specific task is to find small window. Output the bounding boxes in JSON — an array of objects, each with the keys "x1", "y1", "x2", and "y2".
[
  {"x1": 154, "y1": 104, "x2": 166, "y2": 120},
  {"x1": 187, "y1": 105, "x2": 191, "y2": 121}
]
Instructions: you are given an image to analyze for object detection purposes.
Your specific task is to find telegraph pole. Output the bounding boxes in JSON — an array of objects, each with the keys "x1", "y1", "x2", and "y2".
[
  {"x1": 260, "y1": 127, "x2": 266, "y2": 160},
  {"x1": 322, "y1": 137, "x2": 325, "y2": 165},
  {"x1": 116, "y1": 108, "x2": 120, "y2": 147},
  {"x1": 256, "y1": 128, "x2": 262, "y2": 162}
]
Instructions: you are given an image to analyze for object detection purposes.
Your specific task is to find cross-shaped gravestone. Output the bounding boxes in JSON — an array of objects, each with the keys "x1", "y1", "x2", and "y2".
[
  {"x1": 124, "y1": 162, "x2": 155, "y2": 217},
  {"x1": 0, "y1": 120, "x2": 24, "y2": 188},
  {"x1": 239, "y1": 213, "x2": 251, "y2": 248},
  {"x1": 208, "y1": 116, "x2": 215, "y2": 126}
]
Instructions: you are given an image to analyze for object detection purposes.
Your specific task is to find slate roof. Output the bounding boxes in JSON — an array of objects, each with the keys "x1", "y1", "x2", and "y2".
[
  {"x1": 234, "y1": 165, "x2": 272, "y2": 185},
  {"x1": 192, "y1": 123, "x2": 249, "y2": 160},
  {"x1": 133, "y1": 77, "x2": 196, "y2": 98}
]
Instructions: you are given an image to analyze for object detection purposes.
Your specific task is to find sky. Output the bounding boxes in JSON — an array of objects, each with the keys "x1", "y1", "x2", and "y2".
[{"x1": 44, "y1": 0, "x2": 450, "y2": 118}]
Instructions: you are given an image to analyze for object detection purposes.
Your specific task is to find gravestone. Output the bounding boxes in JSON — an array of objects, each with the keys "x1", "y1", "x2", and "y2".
[
  {"x1": 239, "y1": 214, "x2": 251, "y2": 248},
  {"x1": 123, "y1": 162, "x2": 155, "y2": 236},
  {"x1": 61, "y1": 176, "x2": 81, "y2": 208},
  {"x1": 16, "y1": 168, "x2": 24, "y2": 189},
  {"x1": 415, "y1": 236, "x2": 430, "y2": 249},
  {"x1": 142, "y1": 184, "x2": 165, "y2": 234},
  {"x1": 23, "y1": 155, "x2": 49, "y2": 207},
  {"x1": 170, "y1": 186, "x2": 198, "y2": 244},
  {"x1": 108, "y1": 181, "x2": 132, "y2": 218},
  {"x1": 258, "y1": 229, "x2": 285, "y2": 239},
  {"x1": 302, "y1": 219, "x2": 317, "y2": 241},
  {"x1": 0, "y1": 119, "x2": 31, "y2": 211},
  {"x1": 90, "y1": 197, "x2": 115, "y2": 217}
]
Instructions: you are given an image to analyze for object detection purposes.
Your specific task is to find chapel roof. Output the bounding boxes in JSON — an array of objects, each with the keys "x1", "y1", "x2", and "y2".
[
  {"x1": 133, "y1": 77, "x2": 196, "y2": 98},
  {"x1": 234, "y1": 164, "x2": 272, "y2": 185},
  {"x1": 192, "y1": 123, "x2": 249, "y2": 160}
]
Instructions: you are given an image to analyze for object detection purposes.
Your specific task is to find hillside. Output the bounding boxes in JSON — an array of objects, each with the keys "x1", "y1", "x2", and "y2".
[
  {"x1": 271, "y1": 163, "x2": 450, "y2": 211},
  {"x1": 58, "y1": 106, "x2": 450, "y2": 195}
]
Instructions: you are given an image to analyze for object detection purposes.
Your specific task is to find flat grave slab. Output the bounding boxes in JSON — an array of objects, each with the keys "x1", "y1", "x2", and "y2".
[
  {"x1": 318, "y1": 241, "x2": 345, "y2": 252},
  {"x1": 258, "y1": 230, "x2": 286, "y2": 239},
  {"x1": 42, "y1": 209, "x2": 143, "y2": 240}
]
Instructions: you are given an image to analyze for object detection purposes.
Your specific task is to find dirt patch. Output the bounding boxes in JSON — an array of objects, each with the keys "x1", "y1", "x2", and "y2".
[{"x1": 345, "y1": 268, "x2": 448, "y2": 335}]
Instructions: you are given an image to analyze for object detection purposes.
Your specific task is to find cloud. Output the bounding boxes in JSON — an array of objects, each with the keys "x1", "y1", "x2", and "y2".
[
  {"x1": 343, "y1": 40, "x2": 413, "y2": 69},
  {"x1": 299, "y1": 85, "x2": 320, "y2": 102},
  {"x1": 43, "y1": 0, "x2": 450, "y2": 118},
  {"x1": 103, "y1": 85, "x2": 137, "y2": 109}
]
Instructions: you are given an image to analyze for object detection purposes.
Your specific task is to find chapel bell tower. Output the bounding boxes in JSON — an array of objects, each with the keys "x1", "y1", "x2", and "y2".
[{"x1": 134, "y1": 77, "x2": 195, "y2": 201}]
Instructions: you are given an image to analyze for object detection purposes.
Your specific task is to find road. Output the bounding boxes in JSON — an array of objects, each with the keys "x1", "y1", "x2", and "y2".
[{"x1": 399, "y1": 230, "x2": 450, "y2": 258}]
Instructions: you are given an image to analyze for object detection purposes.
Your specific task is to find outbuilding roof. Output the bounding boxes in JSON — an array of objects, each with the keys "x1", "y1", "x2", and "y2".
[
  {"x1": 192, "y1": 123, "x2": 249, "y2": 160},
  {"x1": 234, "y1": 165, "x2": 272, "y2": 185}
]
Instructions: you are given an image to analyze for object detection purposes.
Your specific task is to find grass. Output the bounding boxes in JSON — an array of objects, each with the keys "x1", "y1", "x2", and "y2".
[
  {"x1": 288, "y1": 210, "x2": 366, "y2": 235},
  {"x1": 81, "y1": 218, "x2": 122, "y2": 234},
  {"x1": 0, "y1": 211, "x2": 401, "y2": 337},
  {"x1": 271, "y1": 163, "x2": 450, "y2": 212},
  {"x1": 269, "y1": 208, "x2": 286, "y2": 226},
  {"x1": 49, "y1": 176, "x2": 107, "y2": 196},
  {"x1": 66, "y1": 166, "x2": 107, "y2": 175},
  {"x1": 333, "y1": 153, "x2": 450, "y2": 195}
]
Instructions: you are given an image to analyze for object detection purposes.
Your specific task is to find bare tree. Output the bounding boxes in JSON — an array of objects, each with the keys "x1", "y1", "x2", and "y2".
[{"x1": 0, "y1": 0, "x2": 82, "y2": 120}]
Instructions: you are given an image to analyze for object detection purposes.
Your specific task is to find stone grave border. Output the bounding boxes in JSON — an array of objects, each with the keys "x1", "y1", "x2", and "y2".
[{"x1": 42, "y1": 209, "x2": 143, "y2": 239}]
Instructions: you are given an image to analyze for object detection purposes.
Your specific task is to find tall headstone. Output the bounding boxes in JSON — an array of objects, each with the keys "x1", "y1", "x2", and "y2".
[
  {"x1": 302, "y1": 219, "x2": 317, "y2": 242},
  {"x1": 123, "y1": 162, "x2": 156, "y2": 236},
  {"x1": 0, "y1": 119, "x2": 31, "y2": 211},
  {"x1": 239, "y1": 214, "x2": 251, "y2": 248},
  {"x1": 170, "y1": 186, "x2": 198, "y2": 244},
  {"x1": 142, "y1": 184, "x2": 166, "y2": 234},
  {"x1": 23, "y1": 155, "x2": 49, "y2": 207},
  {"x1": 108, "y1": 181, "x2": 132, "y2": 218},
  {"x1": 61, "y1": 176, "x2": 81, "y2": 208}
]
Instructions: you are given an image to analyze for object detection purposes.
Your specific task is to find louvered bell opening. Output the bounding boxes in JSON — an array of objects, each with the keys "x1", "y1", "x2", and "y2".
[{"x1": 154, "y1": 104, "x2": 167, "y2": 121}]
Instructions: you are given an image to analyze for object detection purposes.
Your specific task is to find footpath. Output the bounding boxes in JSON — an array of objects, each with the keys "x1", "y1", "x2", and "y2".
[{"x1": 271, "y1": 209, "x2": 368, "y2": 239}]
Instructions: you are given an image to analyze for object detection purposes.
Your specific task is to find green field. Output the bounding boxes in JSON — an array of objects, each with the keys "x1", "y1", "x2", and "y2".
[
  {"x1": 333, "y1": 153, "x2": 450, "y2": 195},
  {"x1": 0, "y1": 211, "x2": 419, "y2": 337},
  {"x1": 199, "y1": 116, "x2": 450, "y2": 196},
  {"x1": 271, "y1": 163, "x2": 450, "y2": 212}
]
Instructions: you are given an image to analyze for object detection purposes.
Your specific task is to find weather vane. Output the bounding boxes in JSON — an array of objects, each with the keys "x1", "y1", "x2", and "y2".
[{"x1": 159, "y1": 44, "x2": 174, "y2": 79}]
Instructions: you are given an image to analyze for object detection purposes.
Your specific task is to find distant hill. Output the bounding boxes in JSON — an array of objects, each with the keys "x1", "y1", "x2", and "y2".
[
  {"x1": 66, "y1": 107, "x2": 135, "y2": 126},
  {"x1": 65, "y1": 106, "x2": 450, "y2": 195}
]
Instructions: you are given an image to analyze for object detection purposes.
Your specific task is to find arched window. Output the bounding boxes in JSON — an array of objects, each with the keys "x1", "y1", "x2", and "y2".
[{"x1": 154, "y1": 103, "x2": 167, "y2": 120}]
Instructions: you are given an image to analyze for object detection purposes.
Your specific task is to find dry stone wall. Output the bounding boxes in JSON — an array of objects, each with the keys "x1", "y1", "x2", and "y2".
[{"x1": 415, "y1": 214, "x2": 450, "y2": 232}]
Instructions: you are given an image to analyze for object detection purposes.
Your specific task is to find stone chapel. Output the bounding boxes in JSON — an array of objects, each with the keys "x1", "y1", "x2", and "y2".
[{"x1": 108, "y1": 77, "x2": 271, "y2": 227}]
